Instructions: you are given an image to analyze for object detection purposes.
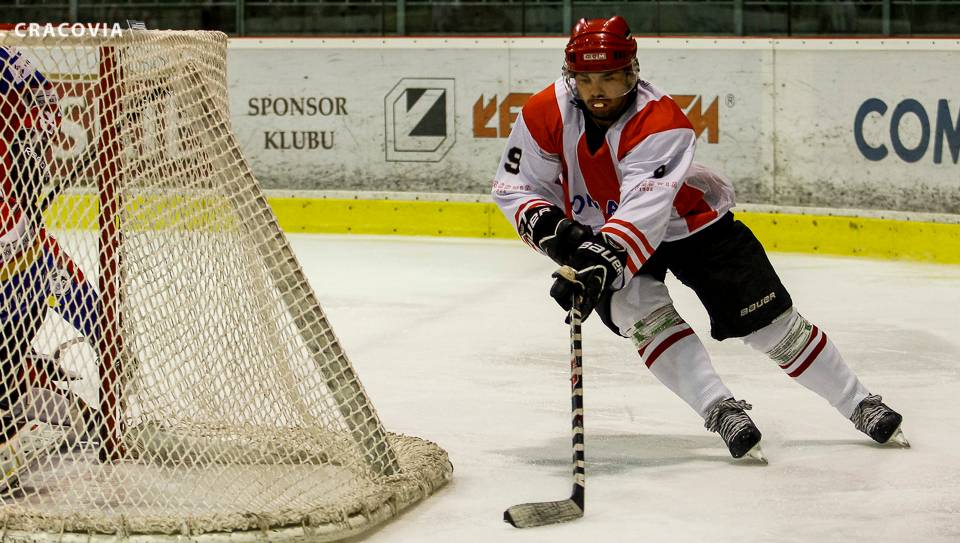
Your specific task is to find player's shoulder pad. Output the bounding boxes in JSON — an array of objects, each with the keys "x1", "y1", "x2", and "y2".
[
  {"x1": 519, "y1": 82, "x2": 564, "y2": 155},
  {"x1": 617, "y1": 92, "x2": 693, "y2": 161},
  {"x1": 1, "y1": 46, "x2": 42, "y2": 94}
]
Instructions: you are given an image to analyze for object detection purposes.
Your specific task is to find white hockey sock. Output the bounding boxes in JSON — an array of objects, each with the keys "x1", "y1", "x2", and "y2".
[
  {"x1": 631, "y1": 308, "x2": 732, "y2": 419},
  {"x1": 743, "y1": 308, "x2": 869, "y2": 418}
]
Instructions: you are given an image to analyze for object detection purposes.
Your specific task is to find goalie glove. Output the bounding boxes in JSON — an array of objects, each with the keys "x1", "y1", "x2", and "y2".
[
  {"x1": 517, "y1": 205, "x2": 593, "y2": 265},
  {"x1": 549, "y1": 235, "x2": 626, "y2": 320}
]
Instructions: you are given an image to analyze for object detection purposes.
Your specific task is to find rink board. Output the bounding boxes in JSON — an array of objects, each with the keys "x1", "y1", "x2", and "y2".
[
  {"x1": 225, "y1": 37, "x2": 960, "y2": 214},
  {"x1": 266, "y1": 196, "x2": 960, "y2": 264},
  {"x1": 49, "y1": 193, "x2": 960, "y2": 264}
]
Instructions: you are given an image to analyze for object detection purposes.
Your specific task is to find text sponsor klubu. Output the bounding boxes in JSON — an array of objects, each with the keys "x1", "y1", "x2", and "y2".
[
  {"x1": 854, "y1": 98, "x2": 960, "y2": 164},
  {"x1": 264, "y1": 131, "x2": 333, "y2": 150},
  {"x1": 247, "y1": 96, "x2": 348, "y2": 117}
]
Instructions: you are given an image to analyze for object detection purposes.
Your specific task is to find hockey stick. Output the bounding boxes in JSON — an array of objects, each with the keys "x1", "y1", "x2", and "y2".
[{"x1": 503, "y1": 265, "x2": 585, "y2": 528}]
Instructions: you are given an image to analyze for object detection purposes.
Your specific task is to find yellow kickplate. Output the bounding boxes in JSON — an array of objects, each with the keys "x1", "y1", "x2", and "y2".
[{"x1": 42, "y1": 195, "x2": 960, "y2": 264}]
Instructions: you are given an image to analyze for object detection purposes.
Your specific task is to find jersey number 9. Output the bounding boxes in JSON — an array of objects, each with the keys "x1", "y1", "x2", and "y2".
[{"x1": 504, "y1": 147, "x2": 522, "y2": 174}]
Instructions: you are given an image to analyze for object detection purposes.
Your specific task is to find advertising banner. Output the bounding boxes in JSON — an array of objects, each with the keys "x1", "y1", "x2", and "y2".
[
  {"x1": 773, "y1": 42, "x2": 960, "y2": 212},
  {"x1": 227, "y1": 38, "x2": 960, "y2": 213}
]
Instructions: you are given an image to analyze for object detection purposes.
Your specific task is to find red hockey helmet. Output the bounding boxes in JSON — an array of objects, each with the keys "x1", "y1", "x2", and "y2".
[{"x1": 564, "y1": 16, "x2": 637, "y2": 73}]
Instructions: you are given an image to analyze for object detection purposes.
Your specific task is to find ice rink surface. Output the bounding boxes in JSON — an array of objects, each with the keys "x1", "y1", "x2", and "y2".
[{"x1": 289, "y1": 234, "x2": 960, "y2": 543}]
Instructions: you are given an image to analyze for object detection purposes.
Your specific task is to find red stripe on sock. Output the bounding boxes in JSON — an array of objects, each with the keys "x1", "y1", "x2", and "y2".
[
  {"x1": 644, "y1": 327, "x2": 694, "y2": 368},
  {"x1": 787, "y1": 332, "x2": 828, "y2": 378},
  {"x1": 779, "y1": 325, "x2": 820, "y2": 369}
]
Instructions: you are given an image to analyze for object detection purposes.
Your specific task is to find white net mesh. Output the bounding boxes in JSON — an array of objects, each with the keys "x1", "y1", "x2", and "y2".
[{"x1": 0, "y1": 28, "x2": 450, "y2": 541}]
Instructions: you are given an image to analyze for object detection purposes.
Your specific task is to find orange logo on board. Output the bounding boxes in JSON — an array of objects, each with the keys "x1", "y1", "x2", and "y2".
[
  {"x1": 473, "y1": 93, "x2": 720, "y2": 143},
  {"x1": 473, "y1": 93, "x2": 532, "y2": 138},
  {"x1": 673, "y1": 95, "x2": 719, "y2": 144}
]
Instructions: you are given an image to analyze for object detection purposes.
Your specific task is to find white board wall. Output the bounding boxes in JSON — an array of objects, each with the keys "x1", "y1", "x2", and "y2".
[{"x1": 227, "y1": 38, "x2": 960, "y2": 213}]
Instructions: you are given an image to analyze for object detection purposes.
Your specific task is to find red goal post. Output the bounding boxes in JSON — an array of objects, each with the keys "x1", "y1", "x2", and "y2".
[{"x1": 1, "y1": 22, "x2": 127, "y2": 462}]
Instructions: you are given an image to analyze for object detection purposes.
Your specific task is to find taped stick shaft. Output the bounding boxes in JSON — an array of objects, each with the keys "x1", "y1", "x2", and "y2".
[
  {"x1": 503, "y1": 288, "x2": 585, "y2": 528},
  {"x1": 568, "y1": 295, "x2": 585, "y2": 511}
]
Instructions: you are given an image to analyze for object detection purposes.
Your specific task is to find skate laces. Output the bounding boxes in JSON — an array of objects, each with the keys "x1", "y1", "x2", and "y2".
[
  {"x1": 704, "y1": 398, "x2": 754, "y2": 439},
  {"x1": 850, "y1": 394, "x2": 889, "y2": 433}
]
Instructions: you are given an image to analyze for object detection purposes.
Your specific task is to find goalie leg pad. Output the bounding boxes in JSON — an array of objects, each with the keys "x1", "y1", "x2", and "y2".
[{"x1": 0, "y1": 418, "x2": 68, "y2": 494}]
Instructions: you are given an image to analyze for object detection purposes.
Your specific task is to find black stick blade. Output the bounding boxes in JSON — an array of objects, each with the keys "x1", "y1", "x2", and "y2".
[{"x1": 503, "y1": 498, "x2": 584, "y2": 528}]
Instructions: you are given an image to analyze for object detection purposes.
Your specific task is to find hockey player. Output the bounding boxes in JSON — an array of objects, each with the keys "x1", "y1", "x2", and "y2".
[
  {"x1": 492, "y1": 16, "x2": 907, "y2": 461},
  {"x1": 1, "y1": 46, "x2": 101, "y2": 492}
]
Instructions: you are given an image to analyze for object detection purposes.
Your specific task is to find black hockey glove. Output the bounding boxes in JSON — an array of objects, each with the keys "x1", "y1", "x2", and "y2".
[
  {"x1": 518, "y1": 205, "x2": 593, "y2": 265},
  {"x1": 549, "y1": 236, "x2": 626, "y2": 320}
]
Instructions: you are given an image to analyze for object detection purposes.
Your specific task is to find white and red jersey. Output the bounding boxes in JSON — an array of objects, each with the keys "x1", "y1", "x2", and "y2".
[{"x1": 492, "y1": 78, "x2": 735, "y2": 284}]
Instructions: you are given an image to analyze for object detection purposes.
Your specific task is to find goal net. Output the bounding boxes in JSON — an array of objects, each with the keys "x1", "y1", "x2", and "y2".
[{"x1": 0, "y1": 28, "x2": 451, "y2": 542}]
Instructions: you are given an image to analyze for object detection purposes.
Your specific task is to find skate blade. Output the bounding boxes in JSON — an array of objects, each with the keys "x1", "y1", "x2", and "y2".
[
  {"x1": 742, "y1": 443, "x2": 768, "y2": 464},
  {"x1": 884, "y1": 426, "x2": 910, "y2": 448}
]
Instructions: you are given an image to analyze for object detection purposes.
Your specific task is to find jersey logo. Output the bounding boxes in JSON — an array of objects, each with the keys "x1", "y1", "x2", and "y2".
[
  {"x1": 571, "y1": 194, "x2": 618, "y2": 217},
  {"x1": 8, "y1": 53, "x2": 37, "y2": 85},
  {"x1": 653, "y1": 164, "x2": 666, "y2": 178}
]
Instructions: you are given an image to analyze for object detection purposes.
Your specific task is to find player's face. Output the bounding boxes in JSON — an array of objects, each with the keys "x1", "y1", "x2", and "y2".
[{"x1": 572, "y1": 69, "x2": 634, "y2": 120}]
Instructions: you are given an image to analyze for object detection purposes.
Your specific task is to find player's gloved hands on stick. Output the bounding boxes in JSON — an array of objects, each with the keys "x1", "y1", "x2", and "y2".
[
  {"x1": 520, "y1": 206, "x2": 593, "y2": 265},
  {"x1": 550, "y1": 236, "x2": 625, "y2": 320}
]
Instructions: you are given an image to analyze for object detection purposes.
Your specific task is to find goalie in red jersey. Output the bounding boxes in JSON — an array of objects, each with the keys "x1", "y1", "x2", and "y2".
[
  {"x1": 492, "y1": 16, "x2": 908, "y2": 462},
  {"x1": 1, "y1": 46, "x2": 100, "y2": 492}
]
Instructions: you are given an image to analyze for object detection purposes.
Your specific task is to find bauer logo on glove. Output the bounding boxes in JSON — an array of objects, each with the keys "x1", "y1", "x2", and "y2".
[{"x1": 578, "y1": 241, "x2": 624, "y2": 275}]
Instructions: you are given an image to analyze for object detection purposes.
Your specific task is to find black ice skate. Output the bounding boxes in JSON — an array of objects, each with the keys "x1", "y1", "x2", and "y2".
[
  {"x1": 704, "y1": 398, "x2": 767, "y2": 463},
  {"x1": 850, "y1": 394, "x2": 910, "y2": 447}
]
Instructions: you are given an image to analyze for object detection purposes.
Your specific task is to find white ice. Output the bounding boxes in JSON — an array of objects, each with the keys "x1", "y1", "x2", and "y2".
[{"x1": 290, "y1": 234, "x2": 960, "y2": 543}]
